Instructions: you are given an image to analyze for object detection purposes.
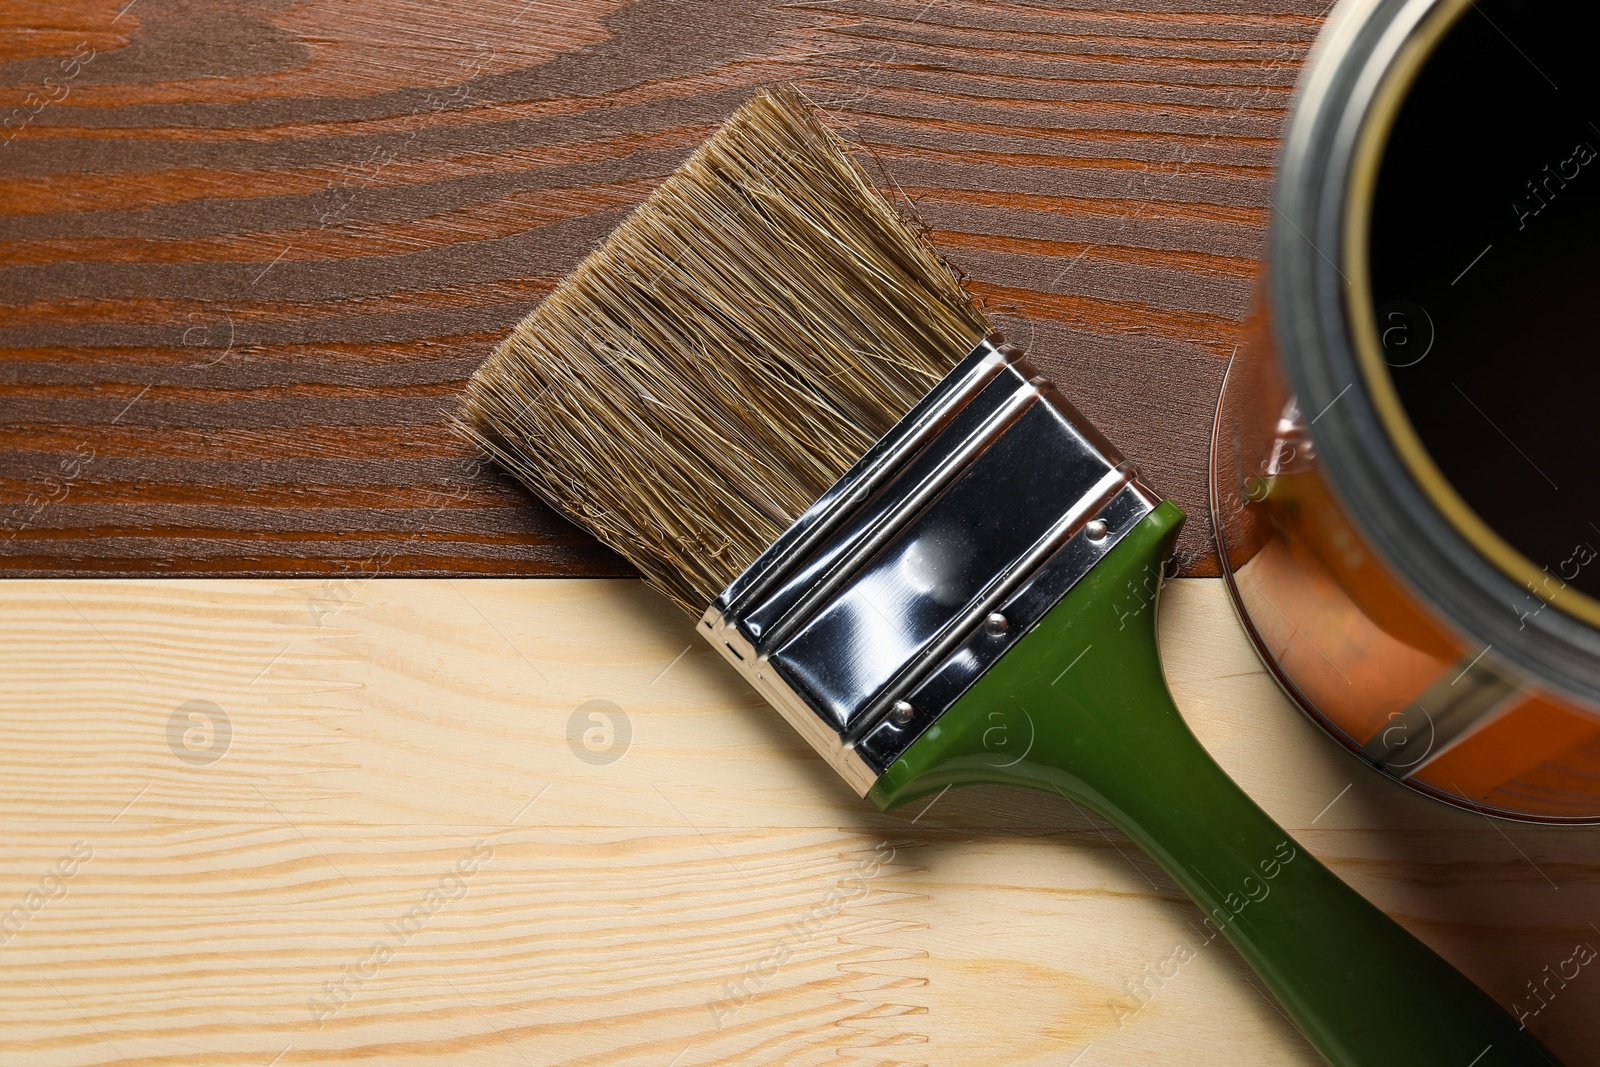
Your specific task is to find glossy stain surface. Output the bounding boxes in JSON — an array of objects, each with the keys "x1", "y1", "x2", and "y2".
[
  {"x1": 871, "y1": 504, "x2": 1561, "y2": 1067},
  {"x1": 1368, "y1": 2, "x2": 1600, "y2": 609}
]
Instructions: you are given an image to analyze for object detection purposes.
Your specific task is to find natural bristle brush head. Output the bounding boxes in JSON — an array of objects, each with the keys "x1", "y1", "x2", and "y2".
[
  {"x1": 458, "y1": 81, "x2": 1155, "y2": 797},
  {"x1": 456, "y1": 87, "x2": 989, "y2": 613}
]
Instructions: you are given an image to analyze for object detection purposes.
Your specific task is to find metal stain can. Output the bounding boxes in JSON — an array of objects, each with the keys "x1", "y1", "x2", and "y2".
[{"x1": 1212, "y1": 0, "x2": 1600, "y2": 820}]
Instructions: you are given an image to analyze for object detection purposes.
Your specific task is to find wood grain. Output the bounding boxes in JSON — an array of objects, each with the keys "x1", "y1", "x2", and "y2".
[
  {"x1": 0, "y1": 0, "x2": 1322, "y2": 578},
  {"x1": 1, "y1": 576, "x2": 1595, "y2": 1065}
]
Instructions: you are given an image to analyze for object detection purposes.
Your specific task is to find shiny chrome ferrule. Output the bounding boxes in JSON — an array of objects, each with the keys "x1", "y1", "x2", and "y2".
[{"x1": 698, "y1": 340, "x2": 1161, "y2": 795}]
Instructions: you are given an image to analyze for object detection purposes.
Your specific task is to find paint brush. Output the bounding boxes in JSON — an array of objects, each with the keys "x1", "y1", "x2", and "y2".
[{"x1": 457, "y1": 88, "x2": 1559, "y2": 1066}]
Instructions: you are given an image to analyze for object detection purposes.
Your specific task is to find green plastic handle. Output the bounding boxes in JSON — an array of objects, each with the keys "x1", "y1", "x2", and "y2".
[{"x1": 869, "y1": 502, "x2": 1561, "y2": 1066}]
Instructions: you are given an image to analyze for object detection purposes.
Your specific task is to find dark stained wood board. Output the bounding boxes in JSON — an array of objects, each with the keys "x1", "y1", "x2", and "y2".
[{"x1": 0, "y1": 0, "x2": 1324, "y2": 579}]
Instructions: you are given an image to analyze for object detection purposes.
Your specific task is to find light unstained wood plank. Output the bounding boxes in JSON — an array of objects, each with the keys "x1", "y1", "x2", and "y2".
[{"x1": 0, "y1": 577, "x2": 1594, "y2": 1065}]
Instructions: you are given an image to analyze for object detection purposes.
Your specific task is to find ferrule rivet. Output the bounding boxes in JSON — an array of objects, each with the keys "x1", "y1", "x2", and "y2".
[
  {"x1": 1085, "y1": 518, "x2": 1110, "y2": 542},
  {"x1": 984, "y1": 612, "x2": 1010, "y2": 636},
  {"x1": 890, "y1": 700, "x2": 915, "y2": 725}
]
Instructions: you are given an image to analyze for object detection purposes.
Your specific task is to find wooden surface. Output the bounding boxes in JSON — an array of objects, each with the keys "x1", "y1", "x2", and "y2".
[
  {"x1": 2, "y1": 575, "x2": 1595, "y2": 1066},
  {"x1": 0, "y1": 0, "x2": 1321, "y2": 579}
]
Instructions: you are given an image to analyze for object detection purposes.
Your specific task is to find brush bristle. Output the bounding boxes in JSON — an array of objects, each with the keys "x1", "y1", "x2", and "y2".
[{"x1": 457, "y1": 87, "x2": 990, "y2": 613}]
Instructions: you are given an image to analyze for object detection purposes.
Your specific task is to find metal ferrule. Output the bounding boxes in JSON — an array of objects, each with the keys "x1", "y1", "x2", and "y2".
[{"x1": 698, "y1": 340, "x2": 1160, "y2": 796}]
